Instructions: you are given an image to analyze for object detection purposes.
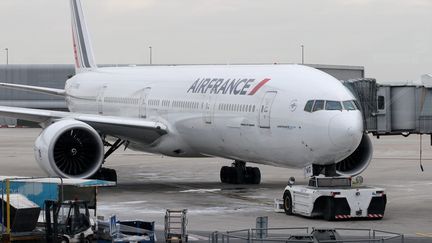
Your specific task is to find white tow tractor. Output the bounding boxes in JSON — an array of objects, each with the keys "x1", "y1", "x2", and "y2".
[{"x1": 280, "y1": 176, "x2": 386, "y2": 221}]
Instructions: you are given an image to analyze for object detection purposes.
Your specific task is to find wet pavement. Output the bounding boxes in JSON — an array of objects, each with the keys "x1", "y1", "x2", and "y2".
[{"x1": 0, "y1": 128, "x2": 431, "y2": 240}]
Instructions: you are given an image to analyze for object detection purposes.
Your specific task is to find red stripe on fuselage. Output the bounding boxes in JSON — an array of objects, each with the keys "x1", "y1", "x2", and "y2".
[{"x1": 248, "y1": 78, "x2": 271, "y2": 95}]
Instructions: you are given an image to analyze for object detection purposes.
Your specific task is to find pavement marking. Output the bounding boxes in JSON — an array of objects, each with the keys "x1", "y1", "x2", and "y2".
[
  {"x1": 156, "y1": 180, "x2": 275, "y2": 206},
  {"x1": 188, "y1": 233, "x2": 209, "y2": 241},
  {"x1": 416, "y1": 232, "x2": 432, "y2": 237}
]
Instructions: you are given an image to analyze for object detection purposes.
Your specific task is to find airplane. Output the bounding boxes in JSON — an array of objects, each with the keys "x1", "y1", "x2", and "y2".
[{"x1": 0, "y1": 0, "x2": 372, "y2": 184}]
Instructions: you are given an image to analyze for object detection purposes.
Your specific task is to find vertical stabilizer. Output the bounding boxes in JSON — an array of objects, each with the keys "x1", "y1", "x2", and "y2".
[{"x1": 70, "y1": 0, "x2": 97, "y2": 72}]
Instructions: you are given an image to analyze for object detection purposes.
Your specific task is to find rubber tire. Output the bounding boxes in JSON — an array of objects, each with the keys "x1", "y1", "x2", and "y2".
[
  {"x1": 231, "y1": 167, "x2": 245, "y2": 184},
  {"x1": 250, "y1": 167, "x2": 261, "y2": 184},
  {"x1": 102, "y1": 168, "x2": 118, "y2": 182},
  {"x1": 220, "y1": 166, "x2": 229, "y2": 183},
  {"x1": 283, "y1": 191, "x2": 293, "y2": 215},
  {"x1": 324, "y1": 197, "x2": 335, "y2": 221},
  {"x1": 90, "y1": 167, "x2": 117, "y2": 182},
  {"x1": 59, "y1": 237, "x2": 69, "y2": 243},
  {"x1": 226, "y1": 167, "x2": 235, "y2": 184},
  {"x1": 84, "y1": 236, "x2": 93, "y2": 243},
  {"x1": 245, "y1": 167, "x2": 253, "y2": 184}
]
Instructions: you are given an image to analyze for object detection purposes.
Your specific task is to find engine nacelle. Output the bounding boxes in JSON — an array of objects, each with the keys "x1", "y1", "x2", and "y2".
[
  {"x1": 34, "y1": 119, "x2": 104, "y2": 179},
  {"x1": 336, "y1": 134, "x2": 373, "y2": 176}
]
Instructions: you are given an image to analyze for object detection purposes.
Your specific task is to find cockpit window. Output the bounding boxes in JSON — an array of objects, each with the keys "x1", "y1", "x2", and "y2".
[
  {"x1": 305, "y1": 99, "x2": 358, "y2": 112},
  {"x1": 343, "y1": 100, "x2": 356, "y2": 110},
  {"x1": 312, "y1": 100, "x2": 325, "y2": 112},
  {"x1": 325, "y1": 101, "x2": 342, "y2": 110},
  {"x1": 304, "y1": 100, "x2": 314, "y2": 112},
  {"x1": 353, "y1": 100, "x2": 360, "y2": 110}
]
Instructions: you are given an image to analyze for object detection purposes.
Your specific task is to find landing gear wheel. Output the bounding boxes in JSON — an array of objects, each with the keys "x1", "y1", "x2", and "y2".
[
  {"x1": 283, "y1": 191, "x2": 293, "y2": 215},
  {"x1": 84, "y1": 236, "x2": 93, "y2": 243},
  {"x1": 90, "y1": 167, "x2": 117, "y2": 182},
  {"x1": 59, "y1": 236, "x2": 69, "y2": 243},
  {"x1": 219, "y1": 161, "x2": 261, "y2": 184},
  {"x1": 220, "y1": 166, "x2": 230, "y2": 183},
  {"x1": 245, "y1": 167, "x2": 261, "y2": 184},
  {"x1": 250, "y1": 167, "x2": 261, "y2": 184},
  {"x1": 230, "y1": 166, "x2": 245, "y2": 184}
]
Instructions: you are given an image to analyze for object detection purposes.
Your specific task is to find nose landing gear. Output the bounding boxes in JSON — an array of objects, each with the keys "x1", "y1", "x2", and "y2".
[{"x1": 220, "y1": 161, "x2": 261, "y2": 184}]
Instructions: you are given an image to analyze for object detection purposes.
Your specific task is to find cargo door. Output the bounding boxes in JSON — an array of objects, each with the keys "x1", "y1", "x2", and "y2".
[
  {"x1": 139, "y1": 87, "x2": 151, "y2": 118},
  {"x1": 259, "y1": 91, "x2": 277, "y2": 128}
]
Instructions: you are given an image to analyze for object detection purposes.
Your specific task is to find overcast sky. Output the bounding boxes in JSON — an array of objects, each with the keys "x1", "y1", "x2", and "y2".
[{"x1": 0, "y1": 0, "x2": 431, "y2": 82}]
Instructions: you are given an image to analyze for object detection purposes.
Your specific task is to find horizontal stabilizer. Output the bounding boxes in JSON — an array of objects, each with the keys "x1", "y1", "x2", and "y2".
[{"x1": 0, "y1": 82, "x2": 65, "y2": 96}]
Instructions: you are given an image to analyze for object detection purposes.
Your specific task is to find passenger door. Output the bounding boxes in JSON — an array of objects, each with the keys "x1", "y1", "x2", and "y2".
[
  {"x1": 259, "y1": 91, "x2": 277, "y2": 128},
  {"x1": 139, "y1": 87, "x2": 151, "y2": 118},
  {"x1": 96, "y1": 84, "x2": 107, "y2": 115},
  {"x1": 203, "y1": 94, "x2": 213, "y2": 124}
]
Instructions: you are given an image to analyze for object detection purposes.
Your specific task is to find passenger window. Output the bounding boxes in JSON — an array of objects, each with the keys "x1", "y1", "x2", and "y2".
[
  {"x1": 312, "y1": 100, "x2": 324, "y2": 112},
  {"x1": 304, "y1": 100, "x2": 314, "y2": 112},
  {"x1": 325, "y1": 101, "x2": 342, "y2": 111},
  {"x1": 343, "y1": 100, "x2": 355, "y2": 110}
]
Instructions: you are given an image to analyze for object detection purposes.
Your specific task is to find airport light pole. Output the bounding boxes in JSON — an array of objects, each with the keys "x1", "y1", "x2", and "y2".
[
  {"x1": 4, "y1": 48, "x2": 9, "y2": 65},
  {"x1": 149, "y1": 46, "x2": 152, "y2": 65},
  {"x1": 301, "y1": 45, "x2": 304, "y2": 64}
]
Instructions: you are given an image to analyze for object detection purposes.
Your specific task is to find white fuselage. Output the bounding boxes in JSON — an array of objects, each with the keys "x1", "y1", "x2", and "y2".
[{"x1": 65, "y1": 64, "x2": 363, "y2": 168}]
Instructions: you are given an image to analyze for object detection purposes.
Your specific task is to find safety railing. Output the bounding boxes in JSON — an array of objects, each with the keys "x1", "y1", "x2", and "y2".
[{"x1": 209, "y1": 227, "x2": 404, "y2": 243}]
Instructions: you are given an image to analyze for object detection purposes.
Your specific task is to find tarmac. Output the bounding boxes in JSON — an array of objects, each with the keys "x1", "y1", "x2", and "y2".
[{"x1": 0, "y1": 128, "x2": 431, "y2": 241}]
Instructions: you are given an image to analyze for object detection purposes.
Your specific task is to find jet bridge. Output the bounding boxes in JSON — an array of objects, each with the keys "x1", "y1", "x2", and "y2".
[{"x1": 343, "y1": 75, "x2": 432, "y2": 138}]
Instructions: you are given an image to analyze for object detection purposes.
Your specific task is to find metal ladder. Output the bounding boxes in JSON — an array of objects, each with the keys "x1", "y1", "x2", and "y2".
[{"x1": 165, "y1": 209, "x2": 188, "y2": 243}]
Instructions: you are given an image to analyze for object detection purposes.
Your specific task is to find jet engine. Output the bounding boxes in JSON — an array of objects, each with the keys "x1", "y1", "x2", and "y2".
[
  {"x1": 34, "y1": 119, "x2": 104, "y2": 179},
  {"x1": 335, "y1": 134, "x2": 373, "y2": 176}
]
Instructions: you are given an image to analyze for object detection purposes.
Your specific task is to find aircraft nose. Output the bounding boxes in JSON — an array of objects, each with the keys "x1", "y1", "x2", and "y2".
[{"x1": 328, "y1": 112, "x2": 363, "y2": 150}]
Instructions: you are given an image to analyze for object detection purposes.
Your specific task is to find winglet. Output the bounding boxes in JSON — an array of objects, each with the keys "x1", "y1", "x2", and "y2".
[{"x1": 70, "y1": 0, "x2": 97, "y2": 72}]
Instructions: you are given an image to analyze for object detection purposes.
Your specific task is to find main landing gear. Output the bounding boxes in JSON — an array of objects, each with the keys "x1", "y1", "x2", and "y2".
[
  {"x1": 90, "y1": 137, "x2": 126, "y2": 182},
  {"x1": 220, "y1": 161, "x2": 261, "y2": 184}
]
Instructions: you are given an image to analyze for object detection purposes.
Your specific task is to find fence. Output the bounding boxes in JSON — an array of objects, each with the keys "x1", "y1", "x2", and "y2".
[{"x1": 209, "y1": 227, "x2": 404, "y2": 243}]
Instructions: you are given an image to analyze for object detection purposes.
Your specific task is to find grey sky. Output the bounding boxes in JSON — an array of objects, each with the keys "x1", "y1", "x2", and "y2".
[{"x1": 0, "y1": 0, "x2": 431, "y2": 82}]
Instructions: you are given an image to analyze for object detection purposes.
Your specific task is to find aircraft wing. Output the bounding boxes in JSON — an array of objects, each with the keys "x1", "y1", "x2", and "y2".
[
  {"x1": 0, "y1": 82, "x2": 66, "y2": 96},
  {"x1": 0, "y1": 106, "x2": 168, "y2": 144}
]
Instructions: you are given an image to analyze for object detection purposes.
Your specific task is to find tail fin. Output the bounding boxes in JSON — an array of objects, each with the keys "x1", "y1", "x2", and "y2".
[{"x1": 70, "y1": 0, "x2": 97, "y2": 72}]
